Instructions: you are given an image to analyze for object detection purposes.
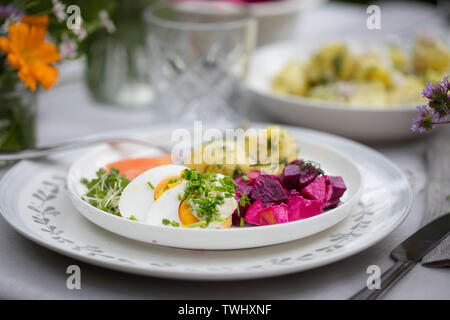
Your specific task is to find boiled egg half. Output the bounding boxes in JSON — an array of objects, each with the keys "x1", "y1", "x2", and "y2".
[{"x1": 119, "y1": 165, "x2": 236, "y2": 228}]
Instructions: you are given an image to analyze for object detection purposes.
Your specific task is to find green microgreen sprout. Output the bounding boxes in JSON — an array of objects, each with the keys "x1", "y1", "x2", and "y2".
[
  {"x1": 80, "y1": 167, "x2": 130, "y2": 216},
  {"x1": 300, "y1": 160, "x2": 324, "y2": 175}
]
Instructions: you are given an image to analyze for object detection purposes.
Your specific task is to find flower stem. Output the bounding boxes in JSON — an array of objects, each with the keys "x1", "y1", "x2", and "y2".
[{"x1": 432, "y1": 120, "x2": 450, "y2": 125}]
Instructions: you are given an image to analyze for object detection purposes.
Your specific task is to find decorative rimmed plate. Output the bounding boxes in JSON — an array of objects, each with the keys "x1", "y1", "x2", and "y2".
[
  {"x1": 66, "y1": 136, "x2": 362, "y2": 250},
  {"x1": 247, "y1": 39, "x2": 419, "y2": 142},
  {"x1": 0, "y1": 125, "x2": 412, "y2": 280}
]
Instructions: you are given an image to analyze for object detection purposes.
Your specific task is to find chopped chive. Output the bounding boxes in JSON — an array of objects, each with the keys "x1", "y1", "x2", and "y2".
[
  {"x1": 179, "y1": 168, "x2": 238, "y2": 226},
  {"x1": 171, "y1": 221, "x2": 180, "y2": 227},
  {"x1": 147, "y1": 181, "x2": 154, "y2": 190},
  {"x1": 168, "y1": 177, "x2": 182, "y2": 184},
  {"x1": 241, "y1": 175, "x2": 249, "y2": 182},
  {"x1": 162, "y1": 219, "x2": 180, "y2": 227},
  {"x1": 239, "y1": 193, "x2": 250, "y2": 207},
  {"x1": 129, "y1": 215, "x2": 138, "y2": 221},
  {"x1": 186, "y1": 220, "x2": 207, "y2": 228}
]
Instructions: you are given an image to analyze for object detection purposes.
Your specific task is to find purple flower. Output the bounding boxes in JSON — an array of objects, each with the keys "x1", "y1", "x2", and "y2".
[
  {"x1": 411, "y1": 106, "x2": 438, "y2": 133},
  {"x1": 0, "y1": 4, "x2": 23, "y2": 18},
  {"x1": 438, "y1": 75, "x2": 450, "y2": 91},
  {"x1": 52, "y1": 0, "x2": 67, "y2": 22},
  {"x1": 412, "y1": 76, "x2": 450, "y2": 132},
  {"x1": 422, "y1": 81, "x2": 434, "y2": 99},
  {"x1": 73, "y1": 26, "x2": 87, "y2": 41},
  {"x1": 59, "y1": 37, "x2": 78, "y2": 59},
  {"x1": 418, "y1": 75, "x2": 450, "y2": 123}
]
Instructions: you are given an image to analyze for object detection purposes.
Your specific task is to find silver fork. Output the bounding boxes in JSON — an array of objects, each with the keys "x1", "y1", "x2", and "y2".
[
  {"x1": 0, "y1": 121, "x2": 252, "y2": 162},
  {"x1": 0, "y1": 136, "x2": 171, "y2": 161}
]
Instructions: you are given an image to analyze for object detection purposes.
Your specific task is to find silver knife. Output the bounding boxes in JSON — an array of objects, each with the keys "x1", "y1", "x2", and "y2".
[{"x1": 350, "y1": 212, "x2": 450, "y2": 300}]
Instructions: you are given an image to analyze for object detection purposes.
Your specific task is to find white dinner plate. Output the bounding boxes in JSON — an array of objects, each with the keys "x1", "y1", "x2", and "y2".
[
  {"x1": 0, "y1": 124, "x2": 412, "y2": 280},
  {"x1": 247, "y1": 39, "x2": 419, "y2": 142},
  {"x1": 66, "y1": 134, "x2": 362, "y2": 250}
]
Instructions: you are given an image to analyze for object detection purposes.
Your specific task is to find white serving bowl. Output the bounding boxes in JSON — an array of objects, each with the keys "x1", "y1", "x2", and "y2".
[
  {"x1": 247, "y1": 40, "x2": 420, "y2": 142},
  {"x1": 66, "y1": 133, "x2": 362, "y2": 250}
]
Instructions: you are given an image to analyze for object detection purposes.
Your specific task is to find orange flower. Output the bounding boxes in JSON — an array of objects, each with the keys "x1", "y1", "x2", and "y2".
[
  {"x1": 21, "y1": 15, "x2": 49, "y2": 28},
  {"x1": 0, "y1": 16, "x2": 60, "y2": 91}
]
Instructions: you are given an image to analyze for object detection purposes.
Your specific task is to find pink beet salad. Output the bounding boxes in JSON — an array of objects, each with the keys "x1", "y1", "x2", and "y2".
[{"x1": 232, "y1": 160, "x2": 347, "y2": 227}]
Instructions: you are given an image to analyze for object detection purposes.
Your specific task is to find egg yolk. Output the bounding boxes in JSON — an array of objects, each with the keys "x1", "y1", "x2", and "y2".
[
  {"x1": 179, "y1": 200, "x2": 199, "y2": 226},
  {"x1": 154, "y1": 176, "x2": 182, "y2": 200},
  {"x1": 154, "y1": 175, "x2": 233, "y2": 229},
  {"x1": 178, "y1": 199, "x2": 232, "y2": 228}
]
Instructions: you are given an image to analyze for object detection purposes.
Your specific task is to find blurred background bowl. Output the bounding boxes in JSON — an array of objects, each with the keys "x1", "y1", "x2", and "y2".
[
  {"x1": 247, "y1": 0, "x2": 326, "y2": 46},
  {"x1": 246, "y1": 38, "x2": 421, "y2": 142}
]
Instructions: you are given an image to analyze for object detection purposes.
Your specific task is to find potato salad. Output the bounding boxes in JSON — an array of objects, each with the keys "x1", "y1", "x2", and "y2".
[{"x1": 272, "y1": 34, "x2": 450, "y2": 108}]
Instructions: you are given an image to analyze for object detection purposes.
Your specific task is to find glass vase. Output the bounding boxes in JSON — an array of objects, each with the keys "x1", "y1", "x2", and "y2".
[
  {"x1": 86, "y1": 0, "x2": 154, "y2": 109},
  {"x1": 0, "y1": 73, "x2": 36, "y2": 167}
]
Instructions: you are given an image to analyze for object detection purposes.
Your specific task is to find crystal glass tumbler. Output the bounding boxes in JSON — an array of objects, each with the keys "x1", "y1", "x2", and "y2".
[{"x1": 145, "y1": 1, "x2": 257, "y2": 124}]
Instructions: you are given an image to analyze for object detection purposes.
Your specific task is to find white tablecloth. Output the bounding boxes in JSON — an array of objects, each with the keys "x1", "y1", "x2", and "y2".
[{"x1": 0, "y1": 2, "x2": 449, "y2": 299}]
